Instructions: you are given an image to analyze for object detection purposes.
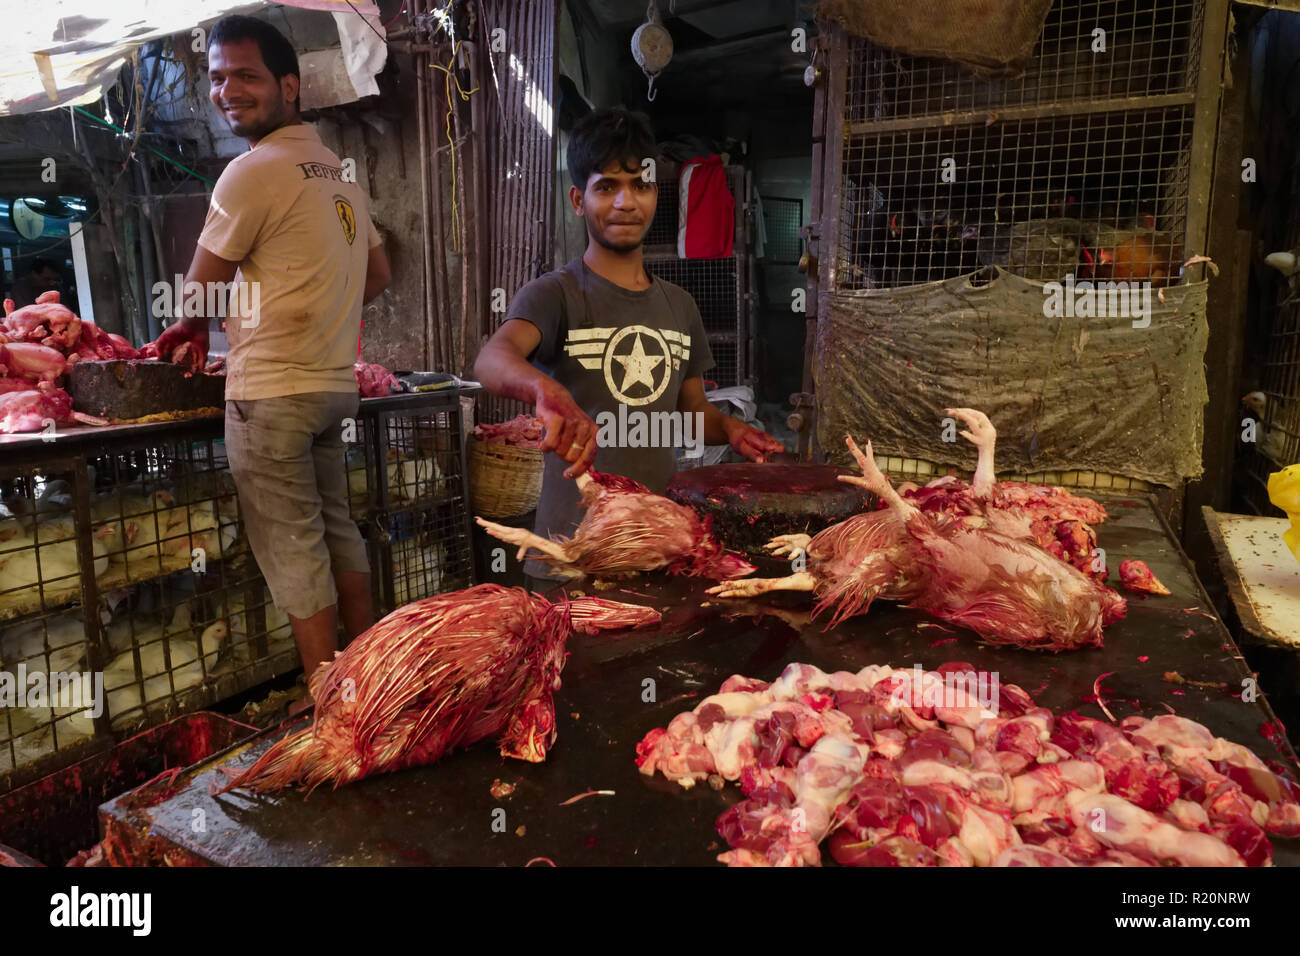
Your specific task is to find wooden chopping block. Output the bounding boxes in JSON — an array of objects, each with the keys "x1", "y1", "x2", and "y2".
[
  {"x1": 65, "y1": 360, "x2": 225, "y2": 422},
  {"x1": 668, "y1": 462, "x2": 873, "y2": 557}
]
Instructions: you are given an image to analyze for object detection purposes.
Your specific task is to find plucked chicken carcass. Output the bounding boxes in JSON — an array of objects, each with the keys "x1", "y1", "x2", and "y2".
[
  {"x1": 217, "y1": 584, "x2": 660, "y2": 794},
  {"x1": 884, "y1": 408, "x2": 1111, "y2": 579},
  {"x1": 708, "y1": 434, "x2": 1127, "y2": 650},
  {"x1": 638, "y1": 662, "x2": 1300, "y2": 866},
  {"x1": 2, "y1": 293, "x2": 138, "y2": 368},
  {"x1": 2, "y1": 291, "x2": 79, "y2": 346},
  {"x1": 476, "y1": 470, "x2": 756, "y2": 581},
  {"x1": 0, "y1": 381, "x2": 107, "y2": 434},
  {"x1": 1, "y1": 342, "x2": 67, "y2": 382}
]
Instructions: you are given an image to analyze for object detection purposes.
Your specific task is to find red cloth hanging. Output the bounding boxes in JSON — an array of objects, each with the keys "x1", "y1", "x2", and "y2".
[{"x1": 677, "y1": 155, "x2": 734, "y2": 259}]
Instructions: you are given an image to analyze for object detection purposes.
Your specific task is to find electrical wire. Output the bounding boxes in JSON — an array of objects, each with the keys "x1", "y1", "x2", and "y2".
[
  {"x1": 384, "y1": 0, "x2": 409, "y2": 29},
  {"x1": 69, "y1": 105, "x2": 213, "y2": 186},
  {"x1": 344, "y1": 0, "x2": 390, "y2": 45},
  {"x1": 428, "y1": 38, "x2": 479, "y2": 253}
]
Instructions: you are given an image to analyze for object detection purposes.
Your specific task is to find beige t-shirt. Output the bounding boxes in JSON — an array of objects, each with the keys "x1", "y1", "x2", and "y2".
[{"x1": 197, "y1": 124, "x2": 380, "y2": 401}]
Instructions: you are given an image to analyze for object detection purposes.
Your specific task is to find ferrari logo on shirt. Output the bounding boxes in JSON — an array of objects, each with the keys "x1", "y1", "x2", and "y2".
[
  {"x1": 334, "y1": 195, "x2": 357, "y2": 245},
  {"x1": 563, "y1": 325, "x2": 691, "y2": 406}
]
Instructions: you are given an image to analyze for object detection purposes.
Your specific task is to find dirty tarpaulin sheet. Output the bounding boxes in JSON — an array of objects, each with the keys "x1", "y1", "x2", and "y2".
[
  {"x1": 815, "y1": 268, "x2": 1209, "y2": 486},
  {"x1": 814, "y1": 0, "x2": 1054, "y2": 75}
]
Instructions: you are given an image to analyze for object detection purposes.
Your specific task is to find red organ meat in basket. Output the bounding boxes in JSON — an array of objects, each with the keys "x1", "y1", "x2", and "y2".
[
  {"x1": 216, "y1": 585, "x2": 660, "y2": 795},
  {"x1": 708, "y1": 419, "x2": 1127, "y2": 651},
  {"x1": 475, "y1": 470, "x2": 756, "y2": 581}
]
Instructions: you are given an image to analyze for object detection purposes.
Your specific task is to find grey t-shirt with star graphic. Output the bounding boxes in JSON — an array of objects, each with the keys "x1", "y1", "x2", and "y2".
[{"x1": 505, "y1": 256, "x2": 714, "y2": 578}]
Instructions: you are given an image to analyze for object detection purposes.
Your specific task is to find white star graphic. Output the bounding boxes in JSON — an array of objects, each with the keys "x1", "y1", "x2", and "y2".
[{"x1": 612, "y1": 332, "x2": 665, "y2": 394}]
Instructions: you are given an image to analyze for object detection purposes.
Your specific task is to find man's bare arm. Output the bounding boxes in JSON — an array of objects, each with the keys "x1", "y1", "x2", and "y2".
[
  {"x1": 175, "y1": 245, "x2": 239, "y2": 333},
  {"x1": 474, "y1": 319, "x2": 599, "y2": 478}
]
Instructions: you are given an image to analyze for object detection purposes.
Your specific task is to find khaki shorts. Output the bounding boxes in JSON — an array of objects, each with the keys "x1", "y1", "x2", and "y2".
[{"x1": 225, "y1": 392, "x2": 370, "y2": 619}]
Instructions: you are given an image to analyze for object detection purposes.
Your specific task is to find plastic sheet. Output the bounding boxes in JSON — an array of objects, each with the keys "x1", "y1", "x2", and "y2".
[{"x1": 815, "y1": 268, "x2": 1208, "y2": 486}]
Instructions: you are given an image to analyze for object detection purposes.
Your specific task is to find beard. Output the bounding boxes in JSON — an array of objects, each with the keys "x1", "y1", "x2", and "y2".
[
  {"x1": 224, "y1": 100, "x2": 292, "y2": 141},
  {"x1": 589, "y1": 224, "x2": 645, "y2": 254}
]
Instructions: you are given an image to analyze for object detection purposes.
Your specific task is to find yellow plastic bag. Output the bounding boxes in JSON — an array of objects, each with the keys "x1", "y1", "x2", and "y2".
[{"x1": 1268, "y1": 463, "x2": 1300, "y2": 563}]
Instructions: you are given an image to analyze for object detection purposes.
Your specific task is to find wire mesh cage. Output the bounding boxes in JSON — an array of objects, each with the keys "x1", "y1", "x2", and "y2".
[
  {"x1": 361, "y1": 393, "x2": 476, "y2": 615},
  {"x1": 646, "y1": 172, "x2": 681, "y2": 248},
  {"x1": 1242, "y1": 222, "x2": 1300, "y2": 515},
  {"x1": 0, "y1": 428, "x2": 283, "y2": 784},
  {"x1": 1, "y1": 395, "x2": 475, "y2": 789},
  {"x1": 761, "y1": 196, "x2": 805, "y2": 265},
  {"x1": 644, "y1": 258, "x2": 740, "y2": 335},
  {"x1": 834, "y1": 0, "x2": 1204, "y2": 291}
]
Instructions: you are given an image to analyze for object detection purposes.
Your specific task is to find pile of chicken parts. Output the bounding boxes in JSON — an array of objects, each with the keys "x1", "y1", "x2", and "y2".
[
  {"x1": 636, "y1": 661, "x2": 1300, "y2": 867},
  {"x1": 0, "y1": 292, "x2": 136, "y2": 432}
]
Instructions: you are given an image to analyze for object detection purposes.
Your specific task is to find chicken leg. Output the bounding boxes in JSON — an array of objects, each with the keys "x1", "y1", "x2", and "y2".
[
  {"x1": 706, "y1": 571, "x2": 816, "y2": 599},
  {"x1": 837, "y1": 436, "x2": 920, "y2": 520},
  {"x1": 765, "y1": 533, "x2": 812, "y2": 559},
  {"x1": 475, "y1": 517, "x2": 572, "y2": 564},
  {"x1": 946, "y1": 407, "x2": 997, "y2": 498}
]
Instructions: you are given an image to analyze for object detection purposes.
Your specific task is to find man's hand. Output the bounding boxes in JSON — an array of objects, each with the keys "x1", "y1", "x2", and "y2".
[
  {"x1": 724, "y1": 418, "x2": 786, "y2": 463},
  {"x1": 145, "y1": 322, "x2": 209, "y2": 369},
  {"x1": 535, "y1": 381, "x2": 599, "y2": 479}
]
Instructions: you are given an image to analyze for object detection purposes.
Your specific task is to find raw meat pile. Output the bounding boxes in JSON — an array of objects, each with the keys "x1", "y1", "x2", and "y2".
[
  {"x1": 636, "y1": 661, "x2": 1300, "y2": 867},
  {"x1": 355, "y1": 360, "x2": 398, "y2": 397},
  {"x1": 709, "y1": 429, "x2": 1127, "y2": 650},
  {"x1": 218, "y1": 584, "x2": 660, "y2": 795},
  {"x1": 0, "y1": 292, "x2": 127, "y2": 432},
  {"x1": 473, "y1": 413, "x2": 546, "y2": 447},
  {"x1": 476, "y1": 470, "x2": 756, "y2": 581}
]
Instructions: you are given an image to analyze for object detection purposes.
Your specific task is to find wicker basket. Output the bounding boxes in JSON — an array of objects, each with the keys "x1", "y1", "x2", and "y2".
[{"x1": 469, "y1": 438, "x2": 544, "y2": 518}]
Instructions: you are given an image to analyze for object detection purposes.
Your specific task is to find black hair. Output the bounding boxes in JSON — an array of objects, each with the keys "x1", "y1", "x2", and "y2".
[
  {"x1": 209, "y1": 15, "x2": 300, "y2": 109},
  {"x1": 567, "y1": 108, "x2": 657, "y2": 190},
  {"x1": 29, "y1": 257, "x2": 58, "y2": 274}
]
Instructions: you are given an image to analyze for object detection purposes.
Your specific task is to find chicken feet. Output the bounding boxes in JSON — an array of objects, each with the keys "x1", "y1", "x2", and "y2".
[
  {"x1": 837, "y1": 436, "x2": 918, "y2": 519},
  {"x1": 475, "y1": 517, "x2": 572, "y2": 565},
  {"x1": 946, "y1": 407, "x2": 997, "y2": 498},
  {"x1": 706, "y1": 570, "x2": 816, "y2": 598},
  {"x1": 765, "y1": 533, "x2": 812, "y2": 559}
]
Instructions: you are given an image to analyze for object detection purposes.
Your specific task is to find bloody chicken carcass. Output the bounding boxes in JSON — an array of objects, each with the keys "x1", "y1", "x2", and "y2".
[
  {"x1": 887, "y1": 408, "x2": 1110, "y2": 579},
  {"x1": 708, "y1": 433, "x2": 1127, "y2": 650},
  {"x1": 637, "y1": 661, "x2": 1300, "y2": 867},
  {"x1": 217, "y1": 584, "x2": 660, "y2": 795},
  {"x1": 476, "y1": 470, "x2": 755, "y2": 581}
]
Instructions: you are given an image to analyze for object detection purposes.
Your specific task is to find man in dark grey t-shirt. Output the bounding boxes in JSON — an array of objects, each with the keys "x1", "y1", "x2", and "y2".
[{"x1": 474, "y1": 108, "x2": 783, "y2": 582}]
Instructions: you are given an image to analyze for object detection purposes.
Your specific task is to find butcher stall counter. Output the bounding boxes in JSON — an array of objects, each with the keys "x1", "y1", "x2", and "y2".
[{"x1": 100, "y1": 495, "x2": 1300, "y2": 866}]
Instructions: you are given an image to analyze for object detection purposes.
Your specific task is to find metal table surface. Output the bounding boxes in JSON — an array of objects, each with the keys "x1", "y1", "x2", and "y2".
[{"x1": 104, "y1": 495, "x2": 1300, "y2": 866}]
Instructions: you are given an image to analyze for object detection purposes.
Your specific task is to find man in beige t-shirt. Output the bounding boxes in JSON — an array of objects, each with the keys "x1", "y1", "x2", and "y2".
[{"x1": 150, "y1": 15, "x2": 390, "y2": 705}]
